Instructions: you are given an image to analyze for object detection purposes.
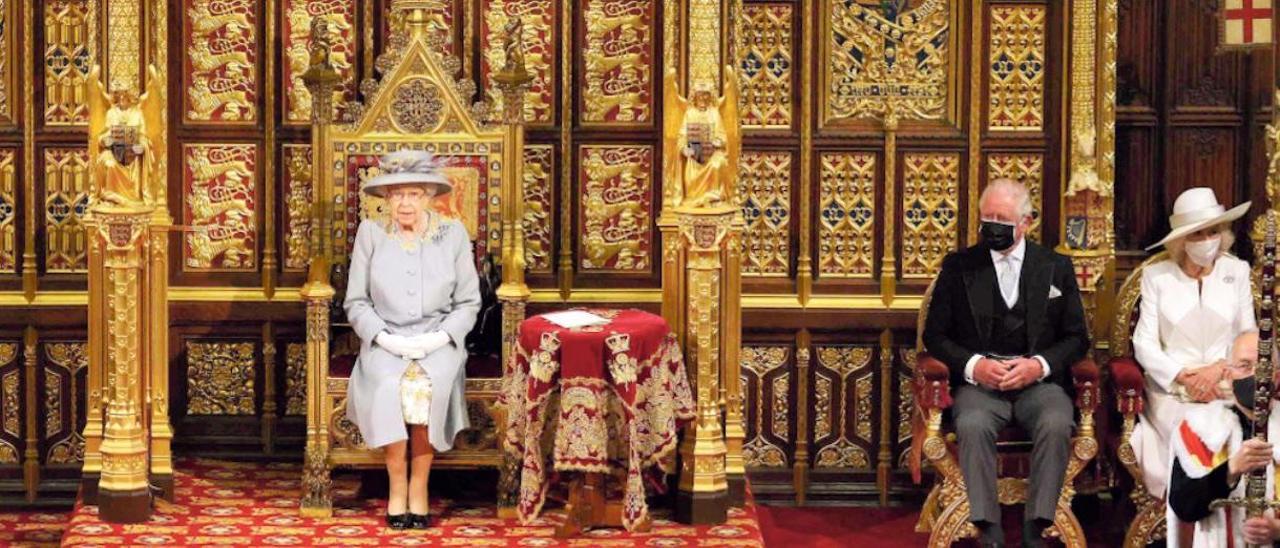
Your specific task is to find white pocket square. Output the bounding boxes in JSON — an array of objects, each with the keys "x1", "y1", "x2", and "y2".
[{"x1": 1048, "y1": 285, "x2": 1063, "y2": 299}]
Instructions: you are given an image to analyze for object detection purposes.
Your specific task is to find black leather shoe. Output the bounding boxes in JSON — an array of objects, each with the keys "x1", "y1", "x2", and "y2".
[
  {"x1": 976, "y1": 520, "x2": 1005, "y2": 547},
  {"x1": 409, "y1": 513, "x2": 431, "y2": 529},
  {"x1": 386, "y1": 513, "x2": 410, "y2": 530},
  {"x1": 1021, "y1": 519, "x2": 1048, "y2": 548}
]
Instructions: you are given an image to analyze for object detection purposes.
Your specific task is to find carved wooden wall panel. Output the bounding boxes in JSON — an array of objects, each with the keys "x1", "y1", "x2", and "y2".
[
  {"x1": 185, "y1": 341, "x2": 256, "y2": 415},
  {"x1": 0, "y1": 0, "x2": 13, "y2": 125},
  {"x1": 282, "y1": 0, "x2": 357, "y2": 125},
  {"x1": 0, "y1": 150, "x2": 15, "y2": 274},
  {"x1": 737, "y1": 3, "x2": 793, "y2": 129},
  {"x1": 738, "y1": 151, "x2": 792, "y2": 277},
  {"x1": 822, "y1": 0, "x2": 955, "y2": 127},
  {"x1": 987, "y1": 5, "x2": 1046, "y2": 132},
  {"x1": 281, "y1": 144, "x2": 312, "y2": 272},
  {"x1": 42, "y1": 147, "x2": 90, "y2": 273},
  {"x1": 43, "y1": 0, "x2": 89, "y2": 126},
  {"x1": 183, "y1": 0, "x2": 260, "y2": 124},
  {"x1": 817, "y1": 152, "x2": 876, "y2": 279},
  {"x1": 579, "y1": 0, "x2": 655, "y2": 125},
  {"x1": 480, "y1": 0, "x2": 555, "y2": 125},
  {"x1": 41, "y1": 341, "x2": 86, "y2": 466},
  {"x1": 900, "y1": 152, "x2": 960, "y2": 279},
  {"x1": 810, "y1": 345, "x2": 875, "y2": 470},
  {"x1": 1115, "y1": 0, "x2": 1267, "y2": 253},
  {"x1": 0, "y1": 342, "x2": 18, "y2": 465},
  {"x1": 578, "y1": 144, "x2": 653, "y2": 272},
  {"x1": 523, "y1": 144, "x2": 555, "y2": 274},
  {"x1": 284, "y1": 342, "x2": 306, "y2": 416},
  {"x1": 741, "y1": 345, "x2": 792, "y2": 468},
  {"x1": 182, "y1": 144, "x2": 258, "y2": 272}
]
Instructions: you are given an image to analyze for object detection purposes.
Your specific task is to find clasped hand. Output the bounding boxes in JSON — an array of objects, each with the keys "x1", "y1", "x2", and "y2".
[
  {"x1": 375, "y1": 331, "x2": 451, "y2": 361},
  {"x1": 1176, "y1": 360, "x2": 1231, "y2": 402},
  {"x1": 974, "y1": 357, "x2": 1042, "y2": 391}
]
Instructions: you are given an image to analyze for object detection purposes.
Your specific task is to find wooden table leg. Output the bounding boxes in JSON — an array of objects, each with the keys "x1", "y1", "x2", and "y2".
[{"x1": 556, "y1": 472, "x2": 650, "y2": 537}]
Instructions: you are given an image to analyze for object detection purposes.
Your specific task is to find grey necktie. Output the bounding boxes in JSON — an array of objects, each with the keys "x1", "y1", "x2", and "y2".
[{"x1": 998, "y1": 256, "x2": 1017, "y2": 307}]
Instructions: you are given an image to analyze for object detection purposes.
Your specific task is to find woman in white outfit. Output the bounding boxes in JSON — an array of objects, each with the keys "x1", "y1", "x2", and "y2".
[{"x1": 1129, "y1": 187, "x2": 1255, "y2": 503}]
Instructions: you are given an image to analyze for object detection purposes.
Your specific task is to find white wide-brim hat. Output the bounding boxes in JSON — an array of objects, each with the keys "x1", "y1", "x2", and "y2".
[
  {"x1": 1146, "y1": 187, "x2": 1250, "y2": 250},
  {"x1": 363, "y1": 150, "x2": 452, "y2": 197}
]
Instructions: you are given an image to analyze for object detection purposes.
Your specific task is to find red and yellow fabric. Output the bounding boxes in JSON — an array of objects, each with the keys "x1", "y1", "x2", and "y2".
[{"x1": 502, "y1": 309, "x2": 695, "y2": 531}]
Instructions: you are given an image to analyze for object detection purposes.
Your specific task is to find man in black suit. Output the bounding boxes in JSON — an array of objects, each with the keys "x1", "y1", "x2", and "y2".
[{"x1": 923, "y1": 179, "x2": 1090, "y2": 547}]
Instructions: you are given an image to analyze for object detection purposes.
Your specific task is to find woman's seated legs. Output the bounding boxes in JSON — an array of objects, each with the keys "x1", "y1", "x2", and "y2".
[
  {"x1": 385, "y1": 440, "x2": 409, "y2": 515},
  {"x1": 409, "y1": 425, "x2": 434, "y2": 514}
]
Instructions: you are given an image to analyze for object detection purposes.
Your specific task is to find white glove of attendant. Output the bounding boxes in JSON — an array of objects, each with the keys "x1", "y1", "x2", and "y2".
[
  {"x1": 409, "y1": 331, "x2": 452, "y2": 356},
  {"x1": 375, "y1": 332, "x2": 426, "y2": 361}
]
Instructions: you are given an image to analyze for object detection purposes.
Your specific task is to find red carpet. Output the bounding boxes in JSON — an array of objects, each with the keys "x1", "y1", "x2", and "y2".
[
  {"x1": 757, "y1": 505, "x2": 928, "y2": 547},
  {"x1": 0, "y1": 509, "x2": 67, "y2": 547},
  {"x1": 57, "y1": 458, "x2": 766, "y2": 546}
]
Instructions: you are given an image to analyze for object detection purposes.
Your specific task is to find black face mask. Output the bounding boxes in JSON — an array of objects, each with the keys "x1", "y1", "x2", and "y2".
[{"x1": 979, "y1": 220, "x2": 1017, "y2": 251}]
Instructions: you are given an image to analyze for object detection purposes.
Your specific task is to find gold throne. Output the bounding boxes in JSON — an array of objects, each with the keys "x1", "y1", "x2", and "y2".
[
  {"x1": 909, "y1": 280, "x2": 1100, "y2": 547},
  {"x1": 298, "y1": 3, "x2": 531, "y2": 517}
]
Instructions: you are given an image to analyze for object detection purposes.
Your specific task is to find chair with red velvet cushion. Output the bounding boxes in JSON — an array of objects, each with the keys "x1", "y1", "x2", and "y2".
[
  {"x1": 1108, "y1": 251, "x2": 1167, "y2": 546},
  {"x1": 908, "y1": 279, "x2": 1099, "y2": 548}
]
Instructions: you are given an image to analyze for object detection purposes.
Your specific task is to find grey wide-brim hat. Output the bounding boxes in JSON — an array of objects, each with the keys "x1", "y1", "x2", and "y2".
[{"x1": 363, "y1": 150, "x2": 452, "y2": 197}]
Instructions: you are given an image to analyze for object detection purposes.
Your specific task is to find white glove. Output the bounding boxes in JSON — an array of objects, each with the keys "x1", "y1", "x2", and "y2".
[
  {"x1": 409, "y1": 331, "x2": 452, "y2": 356},
  {"x1": 375, "y1": 332, "x2": 426, "y2": 361}
]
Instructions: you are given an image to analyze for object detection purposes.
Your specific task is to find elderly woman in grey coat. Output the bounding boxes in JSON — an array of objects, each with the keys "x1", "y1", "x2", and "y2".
[{"x1": 344, "y1": 150, "x2": 480, "y2": 530}]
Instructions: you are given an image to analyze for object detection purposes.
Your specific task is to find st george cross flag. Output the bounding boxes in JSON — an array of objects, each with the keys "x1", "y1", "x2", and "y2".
[{"x1": 1221, "y1": 0, "x2": 1274, "y2": 49}]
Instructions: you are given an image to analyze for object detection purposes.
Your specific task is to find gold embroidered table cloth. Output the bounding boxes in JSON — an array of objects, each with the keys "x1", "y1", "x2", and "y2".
[{"x1": 502, "y1": 309, "x2": 695, "y2": 531}]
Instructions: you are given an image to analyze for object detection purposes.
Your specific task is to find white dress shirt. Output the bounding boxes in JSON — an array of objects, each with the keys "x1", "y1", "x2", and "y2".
[{"x1": 963, "y1": 237, "x2": 1052, "y2": 385}]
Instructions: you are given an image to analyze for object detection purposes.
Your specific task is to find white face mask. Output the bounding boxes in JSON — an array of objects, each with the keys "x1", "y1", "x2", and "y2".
[{"x1": 1185, "y1": 236, "x2": 1221, "y2": 267}]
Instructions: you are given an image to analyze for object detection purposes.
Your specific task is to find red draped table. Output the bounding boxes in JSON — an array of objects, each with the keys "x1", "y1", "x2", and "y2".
[{"x1": 502, "y1": 309, "x2": 695, "y2": 534}]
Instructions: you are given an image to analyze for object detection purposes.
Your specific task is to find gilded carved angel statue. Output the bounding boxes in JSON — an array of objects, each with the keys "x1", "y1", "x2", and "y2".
[
  {"x1": 88, "y1": 65, "x2": 164, "y2": 207},
  {"x1": 662, "y1": 65, "x2": 741, "y2": 209}
]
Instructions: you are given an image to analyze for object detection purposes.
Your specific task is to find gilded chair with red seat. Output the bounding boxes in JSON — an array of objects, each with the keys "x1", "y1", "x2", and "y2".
[
  {"x1": 297, "y1": 8, "x2": 530, "y2": 517},
  {"x1": 1107, "y1": 250, "x2": 1170, "y2": 546},
  {"x1": 909, "y1": 279, "x2": 1100, "y2": 548}
]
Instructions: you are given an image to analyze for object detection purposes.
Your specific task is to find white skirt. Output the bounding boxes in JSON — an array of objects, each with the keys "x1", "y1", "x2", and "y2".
[{"x1": 401, "y1": 361, "x2": 433, "y2": 426}]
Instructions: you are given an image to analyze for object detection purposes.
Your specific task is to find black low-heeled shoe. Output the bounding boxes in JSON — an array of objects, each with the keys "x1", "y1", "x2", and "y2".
[
  {"x1": 409, "y1": 513, "x2": 431, "y2": 529},
  {"x1": 386, "y1": 513, "x2": 410, "y2": 530}
]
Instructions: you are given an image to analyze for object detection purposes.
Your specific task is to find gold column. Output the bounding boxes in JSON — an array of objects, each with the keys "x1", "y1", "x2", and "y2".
[
  {"x1": 674, "y1": 209, "x2": 736, "y2": 524},
  {"x1": 82, "y1": 214, "x2": 105, "y2": 502},
  {"x1": 881, "y1": 112, "x2": 898, "y2": 307},
  {"x1": 299, "y1": 18, "x2": 342, "y2": 519},
  {"x1": 145, "y1": 217, "x2": 173, "y2": 500},
  {"x1": 1058, "y1": 0, "x2": 1117, "y2": 338},
  {"x1": 721, "y1": 213, "x2": 746, "y2": 505},
  {"x1": 95, "y1": 203, "x2": 154, "y2": 523},
  {"x1": 20, "y1": 0, "x2": 33, "y2": 300},
  {"x1": 493, "y1": 23, "x2": 534, "y2": 519},
  {"x1": 144, "y1": 0, "x2": 173, "y2": 501}
]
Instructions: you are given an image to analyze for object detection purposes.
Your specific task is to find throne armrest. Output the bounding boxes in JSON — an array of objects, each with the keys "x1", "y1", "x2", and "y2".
[
  {"x1": 1070, "y1": 358, "x2": 1101, "y2": 413},
  {"x1": 913, "y1": 352, "x2": 952, "y2": 411},
  {"x1": 1108, "y1": 356, "x2": 1145, "y2": 416},
  {"x1": 909, "y1": 352, "x2": 952, "y2": 484}
]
